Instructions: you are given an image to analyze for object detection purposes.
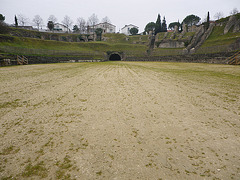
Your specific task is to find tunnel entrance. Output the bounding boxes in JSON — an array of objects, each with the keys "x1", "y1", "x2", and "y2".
[{"x1": 109, "y1": 53, "x2": 121, "y2": 61}]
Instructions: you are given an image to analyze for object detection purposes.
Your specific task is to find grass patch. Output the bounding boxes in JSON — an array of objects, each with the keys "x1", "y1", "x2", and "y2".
[
  {"x1": 202, "y1": 26, "x2": 240, "y2": 47},
  {"x1": 22, "y1": 161, "x2": 48, "y2": 178},
  {"x1": 0, "y1": 99, "x2": 21, "y2": 109},
  {"x1": 0, "y1": 145, "x2": 20, "y2": 155},
  {"x1": 55, "y1": 155, "x2": 75, "y2": 179}
]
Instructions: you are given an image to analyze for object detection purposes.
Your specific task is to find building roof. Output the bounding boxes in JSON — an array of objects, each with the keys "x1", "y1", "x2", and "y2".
[
  {"x1": 54, "y1": 23, "x2": 68, "y2": 28},
  {"x1": 95, "y1": 22, "x2": 116, "y2": 27}
]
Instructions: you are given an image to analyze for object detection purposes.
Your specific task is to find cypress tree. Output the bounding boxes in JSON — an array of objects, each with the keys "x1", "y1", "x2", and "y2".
[
  {"x1": 162, "y1": 16, "x2": 167, "y2": 32},
  {"x1": 155, "y1": 14, "x2": 162, "y2": 35},
  {"x1": 14, "y1": 15, "x2": 18, "y2": 27},
  {"x1": 206, "y1": 11, "x2": 210, "y2": 30}
]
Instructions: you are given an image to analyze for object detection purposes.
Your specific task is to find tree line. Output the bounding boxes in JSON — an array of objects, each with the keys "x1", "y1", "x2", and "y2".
[
  {"x1": 145, "y1": 8, "x2": 239, "y2": 35},
  {"x1": 12, "y1": 13, "x2": 111, "y2": 33},
  {"x1": 145, "y1": 14, "x2": 167, "y2": 35}
]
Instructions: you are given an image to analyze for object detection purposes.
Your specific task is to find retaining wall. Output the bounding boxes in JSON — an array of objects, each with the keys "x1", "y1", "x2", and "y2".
[{"x1": 125, "y1": 52, "x2": 236, "y2": 64}]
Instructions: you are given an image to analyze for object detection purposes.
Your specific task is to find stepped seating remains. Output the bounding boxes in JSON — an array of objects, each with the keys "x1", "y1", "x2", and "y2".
[
  {"x1": 17, "y1": 55, "x2": 28, "y2": 65},
  {"x1": 227, "y1": 51, "x2": 240, "y2": 65}
]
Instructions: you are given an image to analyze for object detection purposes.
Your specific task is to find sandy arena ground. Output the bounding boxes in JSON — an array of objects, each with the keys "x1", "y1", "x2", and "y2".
[{"x1": 0, "y1": 61, "x2": 239, "y2": 179}]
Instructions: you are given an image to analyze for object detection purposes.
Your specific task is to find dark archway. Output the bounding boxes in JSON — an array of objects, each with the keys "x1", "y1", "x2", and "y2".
[{"x1": 109, "y1": 53, "x2": 121, "y2": 61}]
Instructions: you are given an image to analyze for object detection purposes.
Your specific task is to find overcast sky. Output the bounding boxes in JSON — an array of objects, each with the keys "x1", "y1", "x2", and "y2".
[{"x1": 1, "y1": 0, "x2": 239, "y2": 32}]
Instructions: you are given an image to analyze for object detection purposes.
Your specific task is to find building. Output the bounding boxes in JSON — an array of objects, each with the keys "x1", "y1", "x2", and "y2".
[
  {"x1": 53, "y1": 23, "x2": 70, "y2": 33},
  {"x1": 121, "y1": 24, "x2": 139, "y2": 35},
  {"x1": 88, "y1": 22, "x2": 116, "y2": 34}
]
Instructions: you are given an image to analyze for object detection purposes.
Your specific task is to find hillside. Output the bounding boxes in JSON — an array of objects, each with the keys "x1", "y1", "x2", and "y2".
[
  {"x1": 0, "y1": 34, "x2": 148, "y2": 59},
  {"x1": 0, "y1": 13, "x2": 240, "y2": 64}
]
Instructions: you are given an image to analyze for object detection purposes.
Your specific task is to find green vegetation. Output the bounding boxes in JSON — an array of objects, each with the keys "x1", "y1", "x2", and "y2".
[
  {"x1": 55, "y1": 155, "x2": 74, "y2": 179},
  {"x1": 0, "y1": 34, "x2": 148, "y2": 57},
  {"x1": 0, "y1": 145, "x2": 20, "y2": 155},
  {"x1": 182, "y1": 14, "x2": 201, "y2": 26},
  {"x1": 0, "y1": 12, "x2": 239, "y2": 60},
  {"x1": 201, "y1": 26, "x2": 240, "y2": 47},
  {"x1": 130, "y1": 27, "x2": 139, "y2": 35},
  {"x1": 22, "y1": 161, "x2": 48, "y2": 178}
]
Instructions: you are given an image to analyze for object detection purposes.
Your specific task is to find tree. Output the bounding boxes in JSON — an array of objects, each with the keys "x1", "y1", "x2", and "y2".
[
  {"x1": 0, "y1": 14, "x2": 5, "y2": 22},
  {"x1": 162, "y1": 16, "x2": 167, "y2": 32},
  {"x1": 182, "y1": 14, "x2": 201, "y2": 26},
  {"x1": 95, "y1": 28, "x2": 103, "y2": 41},
  {"x1": 145, "y1": 22, "x2": 156, "y2": 34},
  {"x1": 18, "y1": 14, "x2": 29, "y2": 26},
  {"x1": 0, "y1": 21, "x2": 9, "y2": 34},
  {"x1": 14, "y1": 15, "x2": 18, "y2": 27},
  {"x1": 73, "y1": 25, "x2": 79, "y2": 33},
  {"x1": 214, "y1": 12, "x2": 224, "y2": 20},
  {"x1": 48, "y1": 15, "x2": 57, "y2": 24},
  {"x1": 102, "y1": 16, "x2": 111, "y2": 23},
  {"x1": 205, "y1": 11, "x2": 210, "y2": 30},
  {"x1": 155, "y1": 14, "x2": 162, "y2": 34},
  {"x1": 77, "y1": 17, "x2": 86, "y2": 34},
  {"x1": 62, "y1": 15, "x2": 73, "y2": 33},
  {"x1": 130, "y1": 27, "x2": 138, "y2": 35},
  {"x1": 88, "y1": 13, "x2": 99, "y2": 32},
  {"x1": 230, "y1": 8, "x2": 239, "y2": 15},
  {"x1": 88, "y1": 13, "x2": 99, "y2": 39},
  {"x1": 47, "y1": 21, "x2": 54, "y2": 31},
  {"x1": 33, "y1": 15, "x2": 43, "y2": 30},
  {"x1": 168, "y1": 22, "x2": 181, "y2": 30}
]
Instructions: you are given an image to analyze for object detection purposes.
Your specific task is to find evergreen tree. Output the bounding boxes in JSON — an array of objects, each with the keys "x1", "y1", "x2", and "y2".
[
  {"x1": 168, "y1": 21, "x2": 181, "y2": 31},
  {"x1": 95, "y1": 28, "x2": 103, "y2": 41},
  {"x1": 47, "y1": 21, "x2": 54, "y2": 31},
  {"x1": 15, "y1": 15, "x2": 18, "y2": 27},
  {"x1": 182, "y1": 14, "x2": 201, "y2": 26},
  {"x1": 155, "y1": 14, "x2": 162, "y2": 35},
  {"x1": 73, "y1": 25, "x2": 79, "y2": 33},
  {"x1": 162, "y1": 16, "x2": 167, "y2": 32},
  {"x1": 145, "y1": 22, "x2": 156, "y2": 34},
  {"x1": 0, "y1": 14, "x2": 5, "y2": 22},
  {"x1": 130, "y1": 27, "x2": 139, "y2": 35},
  {"x1": 206, "y1": 11, "x2": 210, "y2": 30}
]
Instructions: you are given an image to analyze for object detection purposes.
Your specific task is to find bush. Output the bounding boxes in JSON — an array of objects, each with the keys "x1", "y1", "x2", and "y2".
[{"x1": 0, "y1": 22, "x2": 10, "y2": 34}]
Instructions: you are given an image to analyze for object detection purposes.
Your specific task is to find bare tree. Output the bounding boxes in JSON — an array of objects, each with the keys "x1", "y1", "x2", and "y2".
[
  {"x1": 33, "y1": 15, "x2": 43, "y2": 30},
  {"x1": 62, "y1": 15, "x2": 73, "y2": 33},
  {"x1": 48, "y1": 15, "x2": 57, "y2": 24},
  {"x1": 102, "y1": 16, "x2": 111, "y2": 23},
  {"x1": 77, "y1": 17, "x2": 86, "y2": 34},
  {"x1": 230, "y1": 8, "x2": 239, "y2": 15},
  {"x1": 18, "y1": 14, "x2": 29, "y2": 26},
  {"x1": 214, "y1": 12, "x2": 224, "y2": 20},
  {"x1": 88, "y1": 13, "x2": 99, "y2": 34}
]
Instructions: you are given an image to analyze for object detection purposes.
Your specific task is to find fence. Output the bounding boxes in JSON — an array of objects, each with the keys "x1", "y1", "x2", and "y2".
[
  {"x1": 17, "y1": 55, "x2": 28, "y2": 65},
  {"x1": 227, "y1": 51, "x2": 240, "y2": 65}
]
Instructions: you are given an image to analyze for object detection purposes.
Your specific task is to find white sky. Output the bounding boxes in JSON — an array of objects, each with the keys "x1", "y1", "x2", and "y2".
[{"x1": 1, "y1": 0, "x2": 239, "y2": 32}]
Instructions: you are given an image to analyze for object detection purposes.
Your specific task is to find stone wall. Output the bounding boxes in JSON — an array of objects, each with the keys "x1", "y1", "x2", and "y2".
[
  {"x1": 224, "y1": 15, "x2": 240, "y2": 34},
  {"x1": 158, "y1": 40, "x2": 185, "y2": 48},
  {"x1": 1, "y1": 51, "x2": 238, "y2": 66},
  {"x1": 125, "y1": 51, "x2": 236, "y2": 64},
  {"x1": 0, "y1": 54, "x2": 105, "y2": 66}
]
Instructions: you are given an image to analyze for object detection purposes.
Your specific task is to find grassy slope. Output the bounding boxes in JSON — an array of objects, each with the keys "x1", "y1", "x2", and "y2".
[
  {"x1": 0, "y1": 35, "x2": 147, "y2": 57},
  {"x1": 1, "y1": 14, "x2": 240, "y2": 58},
  {"x1": 202, "y1": 25, "x2": 240, "y2": 47}
]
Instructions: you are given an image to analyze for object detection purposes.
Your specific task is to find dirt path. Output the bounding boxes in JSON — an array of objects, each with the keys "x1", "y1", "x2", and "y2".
[{"x1": 0, "y1": 62, "x2": 239, "y2": 179}]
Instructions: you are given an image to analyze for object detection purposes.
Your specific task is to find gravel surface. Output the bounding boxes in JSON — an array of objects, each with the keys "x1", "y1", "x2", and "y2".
[{"x1": 0, "y1": 62, "x2": 239, "y2": 179}]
